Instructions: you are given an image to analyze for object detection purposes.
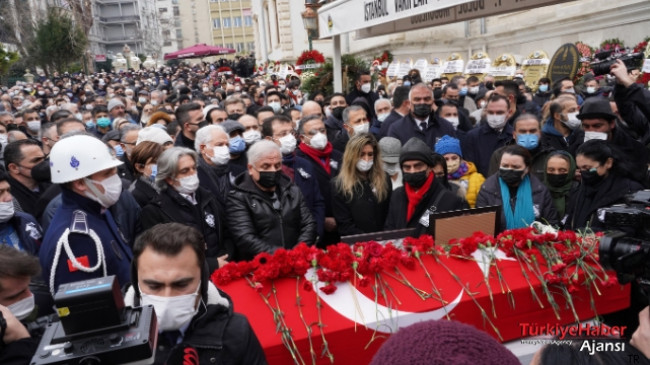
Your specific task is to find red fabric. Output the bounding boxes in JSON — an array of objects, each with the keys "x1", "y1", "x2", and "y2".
[
  {"x1": 219, "y1": 254, "x2": 630, "y2": 364},
  {"x1": 281, "y1": 165, "x2": 295, "y2": 182},
  {"x1": 404, "y1": 172, "x2": 434, "y2": 221},
  {"x1": 67, "y1": 256, "x2": 89, "y2": 272},
  {"x1": 298, "y1": 142, "x2": 333, "y2": 175}
]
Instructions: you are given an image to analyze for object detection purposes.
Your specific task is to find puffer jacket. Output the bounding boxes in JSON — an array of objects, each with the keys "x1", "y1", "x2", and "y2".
[
  {"x1": 476, "y1": 173, "x2": 559, "y2": 232},
  {"x1": 451, "y1": 161, "x2": 485, "y2": 208},
  {"x1": 227, "y1": 172, "x2": 316, "y2": 261}
]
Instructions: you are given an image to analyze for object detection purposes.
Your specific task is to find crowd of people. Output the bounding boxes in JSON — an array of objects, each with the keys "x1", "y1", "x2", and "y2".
[{"x1": 0, "y1": 56, "x2": 649, "y2": 364}]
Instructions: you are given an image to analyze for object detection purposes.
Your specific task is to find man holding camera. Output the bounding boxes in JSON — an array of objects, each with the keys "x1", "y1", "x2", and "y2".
[{"x1": 124, "y1": 223, "x2": 267, "y2": 364}]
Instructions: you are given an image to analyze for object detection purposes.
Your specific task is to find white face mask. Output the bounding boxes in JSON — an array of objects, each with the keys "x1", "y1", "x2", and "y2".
[
  {"x1": 8, "y1": 294, "x2": 35, "y2": 320},
  {"x1": 176, "y1": 173, "x2": 200, "y2": 194},
  {"x1": 383, "y1": 162, "x2": 399, "y2": 176},
  {"x1": 468, "y1": 86, "x2": 479, "y2": 94},
  {"x1": 309, "y1": 132, "x2": 328, "y2": 150},
  {"x1": 356, "y1": 159, "x2": 373, "y2": 172},
  {"x1": 360, "y1": 83, "x2": 372, "y2": 93},
  {"x1": 586, "y1": 86, "x2": 596, "y2": 94},
  {"x1": 486, "y1": 114, "x2": 507, "y2": 130},
  {"x1": 0, "y1": 134, "x2": 8, "y2": 147},
  {"x1": 140, "y1": 281, "x2": 200, "y2": 331},
  {"x1": 27, "y1": 120, "x2": 41, "y2": 133},
  {"x1": 352, "y1": 122, "x2": 369, "y2": 135},
  {"x1": 243, "y1": 130, "x2": 262, "y2": 145},
  {"x1": 565, "y1": 88, "x2": 575, "y2": 94},
  {"x1": 563, "y1": 112, "x2": 582, "y2": 130},
  {"x1": 268, "y1": 101, "x2": 282, "y2": 113},
  {"x1": 279, "y1": 134, "x2": 297, "y2": 155},
  {"x1": 0, "y1": 201, "x2": 15, "y2": 223},
  {"x1": 583, "y1": 131, "x2": 608, "y2": 142},
  {"x1": 445, "y1": 117, "x2": 459, "y2": 129},
  {"x1": 151, "y1": 100, "x2": 159, "y2": 106},
  {"x1": 84, "y1": 174, "x2": 123, "y2": 208},
  {"x1": 377, "y1": 113, "x2": 390, "y2": 122},
  {"x1": 210, "y1": 146, "x2": 230, "y2": 165}
]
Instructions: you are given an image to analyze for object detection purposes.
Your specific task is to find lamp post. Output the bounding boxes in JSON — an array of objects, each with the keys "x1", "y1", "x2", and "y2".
[{"x1": 301, "y1": 5, "x2": 318, "y2": 51}]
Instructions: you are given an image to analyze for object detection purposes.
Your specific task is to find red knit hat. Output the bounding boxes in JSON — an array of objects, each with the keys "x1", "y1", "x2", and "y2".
[{"x1": 370, "y1": 320, "x2": 519, "y2": 365}]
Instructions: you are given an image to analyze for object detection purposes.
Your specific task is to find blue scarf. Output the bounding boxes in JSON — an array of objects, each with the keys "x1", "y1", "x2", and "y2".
[{"x1": 499, "y1": 175, "x2": 535, "y2": 229}]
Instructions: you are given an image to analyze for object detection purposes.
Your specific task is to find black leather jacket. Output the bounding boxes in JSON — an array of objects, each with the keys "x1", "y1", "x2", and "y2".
[{"x1": 227, "y1": 172, "x2": 316, "y2": 261}]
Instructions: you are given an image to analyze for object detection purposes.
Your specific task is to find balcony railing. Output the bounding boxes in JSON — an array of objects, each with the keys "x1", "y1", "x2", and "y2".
[{"x1": 97, "y1": 15, "x2": 140, "y2": 23}]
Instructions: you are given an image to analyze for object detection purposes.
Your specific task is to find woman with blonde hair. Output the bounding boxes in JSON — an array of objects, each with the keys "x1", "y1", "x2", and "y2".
[
  {"x1": 541, "y1": 94, "x2": 581, "y2": 152},
  {"x1": 331, "y1": 133, "x2": 391, "y2": 236}
]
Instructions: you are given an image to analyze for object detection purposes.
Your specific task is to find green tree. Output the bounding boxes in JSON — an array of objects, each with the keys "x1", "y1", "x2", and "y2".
[
  {"x1": 28, "y1": 9, "x2": 87, "y2": 75},
  {"x1": 0, "y1": 45, "x2": 20, "y2": 77}
]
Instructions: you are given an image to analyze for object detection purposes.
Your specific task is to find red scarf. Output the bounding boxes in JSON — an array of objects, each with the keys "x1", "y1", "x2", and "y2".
[
  {"x1": 299, "y1": 142, "x2": 333, "y2": 175},
  {"x1": 404, "y1": 172, "x2": 435, "y2": 222}
]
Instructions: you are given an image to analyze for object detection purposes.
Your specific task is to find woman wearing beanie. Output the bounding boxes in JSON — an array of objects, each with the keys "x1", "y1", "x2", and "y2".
[
  {"x1": 435, "y1": 135, "x2": 485, "y2": 208},
  {"x1": 542, "y1": 150, "x2": 577, "y2": 218},
  {"x1": 331, "y1": 133, "x2": 391, "y2": 236},
  {"x1": 476, "y1": 145, "x2": 558, "y2": 231}
]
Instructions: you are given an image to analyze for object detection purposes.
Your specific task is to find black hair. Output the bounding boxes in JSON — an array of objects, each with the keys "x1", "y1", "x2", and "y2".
[
  {"x1": 501, "y1": 144, "x2": 532, "y2": 167},
  {"x1": 51, "y1": 109, "x2": 73, "y2": 123},
  {"x1": 175, "y1": 102, "x2": 202, "y2": 126},
  {"x1": 494, "y1": 80, "x2": 520, "y2": 98},
  {"x1": 4, "y1": 139, "x2": 41, "y2": 170},
  {"x1": 91, "y1": 105, "x2": 109, "y2": 118},
  {"x1": 261, "y1": 114, "x2": 292, "y2": 138},
  {"x1": 431, "y1": 153, "x2": 451, "y2": 190},
  {"x1": 392, "y1": 86, "x2": 410, "y2": 109},
  {"x1": 255, "y1": 106, "x2": 274, "y2": 116}
]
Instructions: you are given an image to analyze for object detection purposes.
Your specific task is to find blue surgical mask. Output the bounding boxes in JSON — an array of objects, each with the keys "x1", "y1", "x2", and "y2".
[
  {"x1": 403, "y1": 81, "x2": 411, "y2": 87},
  {"x1": 114, "y1": 144, "x2": 124, "y2": 157},
  {"x1": 97, "y1": 117, "x2": 111, "y2": 128},
  {"x1": 149, "y1": 164, "x2": 158, "y2": 182},
  {"x1": 85, "y1": 120, "x2": 96, "y2": 129},
  {"x1": 516, "y1": 133, "x2": 539, "y2": 150},
  {"x1": 459, "y1": 86, "x2": 468, "y2": 96},
  {"x1": 229, "y1": 136, "x2": 246, "y2": 154},
  {"x1": 538, "y1": 84, "x2": 548, "y2": 93}
]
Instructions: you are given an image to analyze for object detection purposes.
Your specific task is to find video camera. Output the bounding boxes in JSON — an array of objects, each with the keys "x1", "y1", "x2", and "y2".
[
  {"x1": 31, "y1": 276, "x2": 157, "y2": 365},
  {"x1": 599, "y1": 190, "x2": 650, "y2": 287},
  {"x1": 590, "y1": 49, "x2": 644, "y2": 76}
]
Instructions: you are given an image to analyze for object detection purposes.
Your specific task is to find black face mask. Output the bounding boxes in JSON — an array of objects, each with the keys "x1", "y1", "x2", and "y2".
[
  {"x1": 403, "y1": 170, "x2": 429, "y2": 188},
  {"x1": 485, "y1": 82, "x2": 494, "y2": 90},
  {"x1": 228, "y1": 113, "x2": 242, "y2": 121},
  {"x1": 257, "y1": 170, "x2": 282, "y2": 189},
  {"x1": 331, "y1": 106, "x2": 345, "y2": 120},
  {"x1": 412, "y1": 103, "x2": 432, "y2": 118},
  {"x1": 580, "y1": 169, "x2": 603, "y2": 186},
  {"x1": 499, "y1": 168, "x2": 525, "y2": 187},
  {"x1": 547, "y1": 173, "x2": 569, "y2": 188}
]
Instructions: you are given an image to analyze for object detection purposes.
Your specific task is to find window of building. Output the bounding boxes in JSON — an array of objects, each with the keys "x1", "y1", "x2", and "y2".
[
  {"x1": 247, "y1": 42, "x2": 255, "y2": 51},
  {"x1": 176, "y1": 29, "x2": 183, "y2": 39},
  {"x1": 236, "y1": 43, "x2": 244, "y2": 52},
  {"x1": 226, "y1": 43, "x2": 234, "y2": 50},
  {"x1": 244, "y1": 15, "x2": 252, "y2": 27},
  {"x1": 171, "y1": 0, "x2": 179, "y2": 3},
  {"x1": 233, "y1": 17, "x2": 242, "y2": 28},
  {"x1": 159, "y1": 7, "x2": 167, "y2": 12},
  {"x1": 173, "y1": 7, "x2": 180, "y2": 16},
  {"x1": 212, "y1": 19, "x2": 220, "y2": 29},
  {"x1": 223, "y1": 17, "x2": 231, "y2": 28}
]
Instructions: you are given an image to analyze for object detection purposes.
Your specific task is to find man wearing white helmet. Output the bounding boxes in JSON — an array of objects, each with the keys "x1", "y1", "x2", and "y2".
[{"x1": 38, "y1": 134, "x2": 133, "y2": 295}]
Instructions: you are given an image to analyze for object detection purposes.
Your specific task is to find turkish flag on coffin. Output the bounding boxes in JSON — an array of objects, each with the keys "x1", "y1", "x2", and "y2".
[{"x1": 220, "y1": 254, "x2": 630, "y2": 365}]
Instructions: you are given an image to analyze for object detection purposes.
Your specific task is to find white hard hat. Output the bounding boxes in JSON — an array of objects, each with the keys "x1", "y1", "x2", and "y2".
[{"x1": 49, "y1": 135, "x2": 123, "y2": 183}]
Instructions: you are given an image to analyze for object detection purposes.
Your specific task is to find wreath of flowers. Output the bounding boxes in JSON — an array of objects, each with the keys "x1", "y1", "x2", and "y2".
[
  {"x1": 574, "y1": 41, "x2": 595, "y2": 83},
  {"x1": 295, "y1": 50, "x2": 325, "y2": 75},
  {"x1": 217, "y1": 66, "x2": 232, "y2": 75},
  {"x1": 372, "y1": 50, "x2": 393, "y2": 76},
  {"x1": 212, "y1": 227, "x2": 619, "y2": 364}
]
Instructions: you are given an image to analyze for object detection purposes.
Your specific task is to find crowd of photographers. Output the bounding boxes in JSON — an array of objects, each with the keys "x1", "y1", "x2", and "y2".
[{"x1": 0, "y1": 57, "x2": 650, "y2": 363}]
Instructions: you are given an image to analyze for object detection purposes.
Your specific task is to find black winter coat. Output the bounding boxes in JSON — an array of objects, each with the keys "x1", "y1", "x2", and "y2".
[
  {"x1": 385, "y1": 178, "x2": 468, "y2": 236},
  {"x1": 387, "y1": 112, "x2": 457, "y2": 147},
  {"x1": 227, "y1": 173, "x2": 316, "y2": 261},
  {"x1": 565, "y1": 174, "x2": 643, "y2": 231},
  {"x1": 141, "y1": 184, "x2": 229, "y2": 270},
  {"x1": 460, "y1": 120, "x2": 514, "y2": 177},
  {"x1": 129, "y1": 176, "x2": 159, "y2": 208},
  {"x1": 331, "y1": 174, "x2": 392, "y2": 236},
  {"x1": 476, "y1": 174, "x2": 559, "y2": 232}
]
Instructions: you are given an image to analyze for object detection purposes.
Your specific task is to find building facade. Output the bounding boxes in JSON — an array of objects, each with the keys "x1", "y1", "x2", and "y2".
[
  {"x1": 88, "y1": 0, "x2": 162, "y2": 60},
  {"x1": 210, "y1": 0, "x2": 255, "y2": 59},
  {"x1": 252, "y1": 0, "x2": 650, "y2": 75}
]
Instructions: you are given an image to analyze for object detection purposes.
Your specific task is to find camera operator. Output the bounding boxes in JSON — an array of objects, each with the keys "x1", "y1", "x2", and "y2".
[
  {"x1": 611, "y1": 59, "x2": 650, "y2": 147},
  {"x1": 124, "y1": 223, "x2": 267, "y2": 364},
  {"x1": 0, "y1": 245, "x2": 43, "y2": 364}
]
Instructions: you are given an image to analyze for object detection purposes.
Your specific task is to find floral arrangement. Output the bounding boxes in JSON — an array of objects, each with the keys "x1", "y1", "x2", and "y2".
[
  {"x1": 574, "y1": 41, "x2": 595, "y2": 83},
  {"x1": 212, "y1": 227, "x2": 619, "y2": 365},
  {"x1": 599, "y1": 38, "x2": 625, "y2": 53},
  {"x1": 372, "y1": 50, "x2": 393, "y2": 76},
  {"x1": 295, "y1": 50, "x2": 325, "y2": 75},
  {"x1": 217, "y1": 66, "x2": 232, "y2": 75},
  {"x1": 633, "y1": 37, "x2": 650, "y2": 53}
]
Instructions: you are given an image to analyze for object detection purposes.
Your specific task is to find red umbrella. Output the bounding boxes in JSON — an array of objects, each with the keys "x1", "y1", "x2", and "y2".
[{"x1": 163, "y1": 43, "x2": 236, "y2": 61}]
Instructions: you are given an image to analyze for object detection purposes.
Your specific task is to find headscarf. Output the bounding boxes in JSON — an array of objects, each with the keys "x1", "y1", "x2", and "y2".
[{"x1": 543, "y1": 150, "x2": 576, "y2": 217}]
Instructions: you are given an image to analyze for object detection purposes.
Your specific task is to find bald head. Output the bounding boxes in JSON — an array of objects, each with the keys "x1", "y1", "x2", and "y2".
[{"x1": 301, "y1": 101, "x2": 323, "y2": 119}]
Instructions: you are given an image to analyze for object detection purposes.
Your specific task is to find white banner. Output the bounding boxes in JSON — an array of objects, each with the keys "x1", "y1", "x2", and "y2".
[
  {"x1": 488, "y1": 66, "x2": 516, "y2": 77},
  {"x1": 423, "y1": 64, "x2": 442, "y2": 82},
  {"x1": 442, "y1": 60, "x2": 464, "y2": 74},
  {"x1": 295, "y1": 63, "x2": 323, "y2": 70},
  {"x1": 386, "y1": 61, "x2": 400, "y2": 77},
  {"x1": 414, "y1": 58, "x2": 428, "y2": 75},
  {"x1": 642, "y1": 59, "x2": 650, "y2": 74},
  {"x1": 522, "y1": 59, "x2": 550, "y2": 66},
  {"x1": 465, "y1": 58, "x2": 491, "y2": 74}
]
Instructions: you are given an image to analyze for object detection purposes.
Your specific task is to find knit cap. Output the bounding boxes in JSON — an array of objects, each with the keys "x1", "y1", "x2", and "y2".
[
  {"x1": 370, "y1": 320, "x2": 519, "y2": 365},
  {"x1": 107, "y1": 98, "x2": 125, "y2": 111},
  {"x1": 435, "y1": 135, "x2": 462, "y2": 157},
  {"x1": 399, "y1": 137, "x2": 434, "y2": 167},
  {"x1": 221, "y1": 119, "x2": 245, "y2": 135}
]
